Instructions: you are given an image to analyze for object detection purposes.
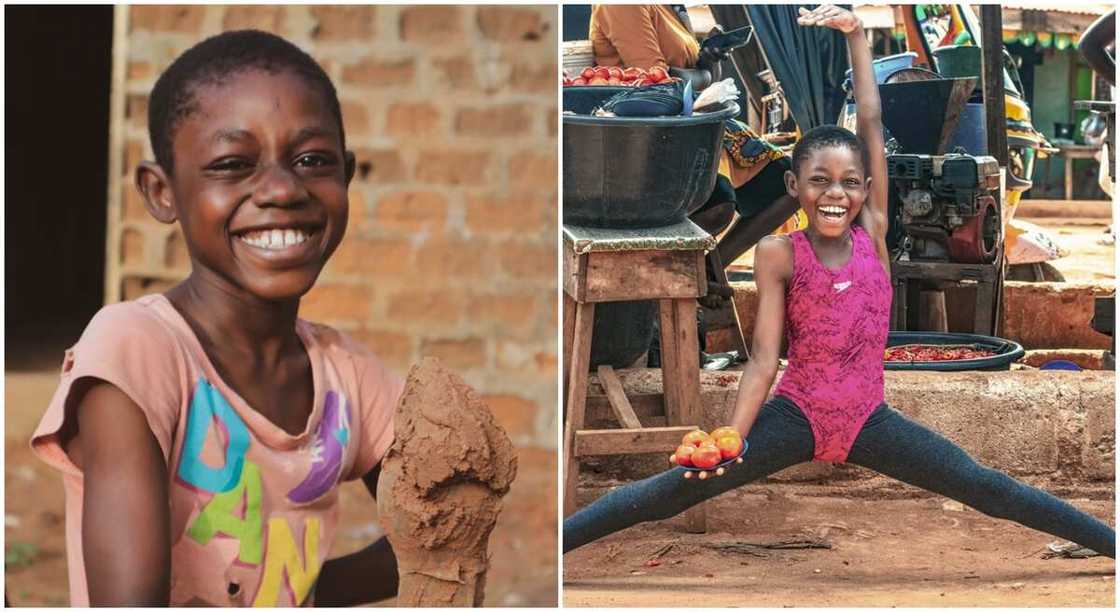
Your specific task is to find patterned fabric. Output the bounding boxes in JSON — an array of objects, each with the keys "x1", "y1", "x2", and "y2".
[
  {"x1": 719, "y1": 120, "x2": 788, "y2": 187},
  {"x1": 773, "y1": 225, "x2": 892, "y2": 462}
]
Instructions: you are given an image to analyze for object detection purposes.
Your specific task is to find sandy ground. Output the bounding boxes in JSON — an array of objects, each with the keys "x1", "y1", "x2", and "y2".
[
  {"x1": 4, "y1": 369, "x2": 557, "y2": 607},
  {"x1": 564, "y1": 487, "x2": 1115, "y2": 607}
]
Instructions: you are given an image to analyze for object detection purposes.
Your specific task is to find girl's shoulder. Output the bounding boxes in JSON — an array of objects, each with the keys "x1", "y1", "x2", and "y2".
[
  {"x1": 80, "y1": 294, "x2": 185, "y2": 353},
  {"x1": 754, "y1": 233, "x2": 796, "y2": 281}
]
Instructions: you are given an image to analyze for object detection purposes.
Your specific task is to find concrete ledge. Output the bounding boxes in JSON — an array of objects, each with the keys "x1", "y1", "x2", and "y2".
[
  {"x1": 580, "y1": 369, "x2": 1115, "y2": 496},
  {"x1": 718, "y1": 281, "x2": 1113, "y2": 351}
]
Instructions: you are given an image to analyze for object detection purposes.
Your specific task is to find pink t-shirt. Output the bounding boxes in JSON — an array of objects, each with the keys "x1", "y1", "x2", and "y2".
[{"x1": 30, "y1": 294, "x2": 403, "y2": 606}]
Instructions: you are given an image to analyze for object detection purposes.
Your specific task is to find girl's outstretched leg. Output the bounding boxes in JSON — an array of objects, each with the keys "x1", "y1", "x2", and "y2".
[
  {"x1": 846, "y1": 405, "x2": 1116, "y2": 558},
  {"x1": 564, "y1": 396, "x2": 815, "y2": 553}
]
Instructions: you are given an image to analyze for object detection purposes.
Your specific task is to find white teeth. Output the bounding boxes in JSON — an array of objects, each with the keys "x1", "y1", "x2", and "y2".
[
  {"x1": 821, "y1": 206, "x2": 846, "y2": 215},
  {"x1": 238, "y1": 228, "x2": 311, "y2": 250}
]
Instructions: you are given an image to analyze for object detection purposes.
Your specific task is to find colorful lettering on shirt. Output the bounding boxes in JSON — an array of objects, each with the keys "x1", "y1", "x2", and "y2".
[
  {"x1": 287, "y1": 391, "x2": 350, "y2": 504},
  {"x1": 252, "y1": 517, "x2": 321, "y2": 607},
  {"x1": 186, "y1": 461, "x2": 263, "y2": 565},
  {"x1": 178, "y1": 379, "x2": 250, "y2": 493}
]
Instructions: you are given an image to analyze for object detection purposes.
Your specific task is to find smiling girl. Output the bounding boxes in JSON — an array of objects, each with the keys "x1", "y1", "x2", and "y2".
[
  {"x1": 565, "y1": 6, "x2": 1115, "y2": 562},
  {"x1": 31, "y1": 31, "x2": 402, "y2": 606}
]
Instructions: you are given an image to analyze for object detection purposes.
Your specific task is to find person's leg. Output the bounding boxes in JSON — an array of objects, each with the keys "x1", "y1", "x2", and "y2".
[
  {"x1": 846, "y1": 405, "x2": 1116, "y2": 557},
  {"x1": 564, "y1": 396, "x2": 815, "y2": 552},
  {"x1": 715, "y1": 158, "x2": 800, "y2": 266}
]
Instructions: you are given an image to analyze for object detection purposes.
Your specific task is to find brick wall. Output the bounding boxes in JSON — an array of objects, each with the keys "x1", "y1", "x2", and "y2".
[{"x1": 111, "y1": 5, "x2": 557, "y2": 451}]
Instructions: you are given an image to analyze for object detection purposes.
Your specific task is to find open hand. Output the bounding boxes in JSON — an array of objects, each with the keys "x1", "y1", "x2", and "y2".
[{"x1": 797, "y1": 5, "x2": 862, "y2": 35}]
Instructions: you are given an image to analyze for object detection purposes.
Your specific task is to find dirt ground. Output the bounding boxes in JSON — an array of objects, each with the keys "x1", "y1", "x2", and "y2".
[
  {"x1": 564, "y1": 487, "x2": 1115, "y2": 607},
  {"x1": 4, "y1": 369, "x2": 557, "y2": 607}
]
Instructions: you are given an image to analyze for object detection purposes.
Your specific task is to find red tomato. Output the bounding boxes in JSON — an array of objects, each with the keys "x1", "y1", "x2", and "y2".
[
  {"x1": 580, "y1": 67, "x2": 595, "y2": 80},
  {"x1": 572, "y1": 77, "x2": 587, "y2": 86},
  {"x1": 682, "y1": 430, "x2": 713, "y2": 448},
  {"x1": 622, "y1": 67, "x2": 644, "y2": 80},
  {"x1": 715, "y1": 435, "x2": 743, "y2": 461},
  {"x1": 710, "y1": 426, "x2": 738, "y2": 441},
  {"x1": 607, "y1": 77, "x2": 622, "y2": 86},
  {"x1": 648, "y1": 66, "x2": 669, "y2": 82},
  {"x1": 674, "y1": 444, "x2": 696, "y2": 467},
  {"x1": 593, "y1": 66, "x2": 611, "y2": 79},
  {"x1": 692, "y1": 445, "x2": 722, "y2": 470},
  {"x1": 606, "y1": 66, "x2": 624, "y2": 80},
  {"x1": 588, "y1": 76, "x2": 609, "y2": 86}
]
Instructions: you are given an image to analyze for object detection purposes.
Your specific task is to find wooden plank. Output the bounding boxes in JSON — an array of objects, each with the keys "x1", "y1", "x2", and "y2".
[
  {"x1": 562, "y1": 293, "x2": 577, "y2": 410},
  {"x1": 596, "y1": 366, "x2": 643, "y2": 429},
  {"x1": 584, "y1": 249, "x2": 704, "y2": 302},
  {"x1": 891, "y1": 260, "x2": 999, "y2": 282},
  {"x1": 705, "y1": 250, "x2": 749, "y2": 358},
  {"x1": 562, "y1": 248, "x2": 586, "y2": 302},
  {"x1": 658, "y1": 297, "x2": 707, "y2": 533},
  {"x1": 563, "y1": 301, "x2": 595, "y2": 517},
  {"x1": 575, "y1": 426, "x2": 698, "y2": 457},
  {"x1": 586, "y1": 393, "x2": 666, "y2": 422},
  {"x1": 980, "y1": 6, "x2": 1008, "y2": 168}
]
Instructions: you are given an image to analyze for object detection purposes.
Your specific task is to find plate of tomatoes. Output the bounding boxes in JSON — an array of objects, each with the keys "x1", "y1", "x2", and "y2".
[
  {"x1": 669, "y1": 427, "x2": 748, "y2": 480},
  {"x1": 563, "y1": 65, "x2": 673, "y2": 87}
]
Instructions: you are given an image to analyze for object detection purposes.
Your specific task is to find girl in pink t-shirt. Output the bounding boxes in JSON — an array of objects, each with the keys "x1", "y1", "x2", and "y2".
[{"x1": 32, "y1": 30, "x2": 404, "y2": 606}]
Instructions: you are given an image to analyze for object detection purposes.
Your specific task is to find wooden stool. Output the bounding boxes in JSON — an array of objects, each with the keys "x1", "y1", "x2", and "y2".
[
  {"x1": 562, "y1": 220, "x2": 715, "y2": 533},
  {"x1": 890, "y1": 251, "x2": 1004, "y2": 335}
]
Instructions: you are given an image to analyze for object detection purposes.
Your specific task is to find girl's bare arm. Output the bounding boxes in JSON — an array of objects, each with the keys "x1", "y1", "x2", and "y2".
[
  {"x1": 799, "y1": 6, "x2": 890, "y2": 260},
  {"x1": 75, "y1": 380, "x2": 171, "y2": 606},
  {"x1": 729, "y1": 236, "x2": 791, "y2": 438}
]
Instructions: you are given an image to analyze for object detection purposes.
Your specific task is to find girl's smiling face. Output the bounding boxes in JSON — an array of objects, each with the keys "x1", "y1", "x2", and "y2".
[
  {"x1": 785, "y1": 145, "x2": 869, "y2": 238},
  {"x1": 138, "y1": 68, "x2": 352, "y2": 302}
]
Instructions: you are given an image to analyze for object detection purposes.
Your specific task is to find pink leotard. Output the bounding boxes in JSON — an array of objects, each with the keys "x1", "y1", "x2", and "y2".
[{"x1": 772, "y1": 225, "x2": 892, "y2": 463}]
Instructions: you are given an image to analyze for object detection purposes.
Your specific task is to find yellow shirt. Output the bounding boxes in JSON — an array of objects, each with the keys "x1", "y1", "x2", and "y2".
[{"x1": 590, "y1": 5, "x2": 700, "y2": 70}]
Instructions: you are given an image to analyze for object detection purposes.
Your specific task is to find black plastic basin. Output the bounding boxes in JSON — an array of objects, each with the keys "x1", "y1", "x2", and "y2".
[
  {"x1": 884, "y1": 331, "x2": 1025, "y2": 371},
  {"x1": 563, "y1": 86, "x2": 739, "y2": 228}
]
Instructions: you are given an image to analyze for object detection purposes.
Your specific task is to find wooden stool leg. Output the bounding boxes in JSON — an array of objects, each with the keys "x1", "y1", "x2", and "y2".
[
  {"x1": 705, "y1": 250, "x2": 749, "y2": 359},
  {"x1": 563, "y1": 301, "x2": 595, "y2": 517},
  {"x1": 658, "y1": 297, "x2": 707, "y2": 533},
  {"x1": 562, "y1": 293, "x2": 577, "y2": 413}
]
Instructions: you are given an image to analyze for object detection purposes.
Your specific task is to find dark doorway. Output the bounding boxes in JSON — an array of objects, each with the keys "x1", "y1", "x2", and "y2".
[{"x1": 6, "y1": 6, "x2": 114, "y2": 368}]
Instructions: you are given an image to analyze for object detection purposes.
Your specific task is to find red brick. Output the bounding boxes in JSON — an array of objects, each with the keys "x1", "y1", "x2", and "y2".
[
  {"x1": 121, "y1": 276, "x2": 177, "y2": 301},
  {"x1": 420, "y1": 337, "x2": 486, "y2": 369},
  {"x1": 432, "y1": 56, "x2": 477, "y2": 90},
  {"x1": 131, "y1": 6, "x2": 205, "y2": 33},
  {"x1": 481, "y1": 394, "x2": 538, "y2": 439},
  {"x1": 341, "y1": 58, "x2": 415, "y2": 88},
  {"x1": 455, "y1": 105, "x2": 532, "y2": 137},
  {"x1": 165, "y1": 230, "x2": 189, "y2": 269},
  {"x1": 124, "y1": 140, "x2": 145, "y2": 176},
  {"x1": 373, "y1": 191, "x2": 446, "y2": 232},
  {"x1": 223, "y1": 5, "x2": 284, "y2": 31},
  {"x1": 498, "y1": 242, "x2": 555, "y2": 280},
  {"x1": 121, "y1": 229, "x2": 145, "y2": 266},
  {"x1": 127, "y1": 95, "x2": 148, "y2": 126},
  {"x1": 310, "y1": 6, "x2": 376, "y2": 41},
  {"x1": 415, "y1": 150, "x2": 491, "y2": 186},
  {"x1": 476, "y1": 7, "x2": 549, "y2": 42},
  {"x1": 128, "y1": 62, "x2": 152, "y2": 81},
  {"x1": 300, "y1": 284, "x2": 374, "y2": 322},
  {"x1": 466, "y1": 192, "x2": 549, "y2": 233},
  {"x1": 385, "y1": 288, "x2": 468, "y2": 325},
  {"x1": 507, "y1": 151, "x2": 556, "y2": 189},
  {"x1": 329, "y1": 235, "x2": 414, "y2": 277},
  {"x1": 400, "y1": 6, "x2": 463, "y2": 43},
  {"x1": 386, "y1": 103, "x2": 442, "y2": 138},
  {"x1": 534, "y1": 351, "x2": 558, "y2": 377},
  {"x1": 350, "y1": 329, "x2": 413, "y2": 370},
  {"x1": 123, "y1": 182, "x2": 149, "y2": 222},
  {"x1": 352, "y1": 148, "x2": 406, "y2": 183},
  {"x1": 509, "y1": 60, "x2": 556, "y2": 93},
  {"x1": 468, "y1": 292, "x2": 538, "y2": 332},
  {"x1": 415, "y1": 238, "x2": 488, "y2": 279},
  {"x1": 340, "y1": 101, "x2": 371, "y2": 139},
  {"x1": 347, "y1": 188, "x2": 367, "y2": 231}
]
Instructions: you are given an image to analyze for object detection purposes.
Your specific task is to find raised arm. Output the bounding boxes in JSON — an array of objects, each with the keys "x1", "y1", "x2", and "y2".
[
  {"x1": 798, "y1": 6, "x2": 889, "y2": 255},
  {"x1": 730, "y1": 236, "x2": 791, "y2": 438},
  {"x1": 74, "y1": 380, "x2": 171, "y2": 606}
]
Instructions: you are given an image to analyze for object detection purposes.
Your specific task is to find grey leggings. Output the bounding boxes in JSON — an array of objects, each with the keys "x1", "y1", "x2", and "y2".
[{"x1": 564, "y1": 396, "x2": 1116, "y2": 557}]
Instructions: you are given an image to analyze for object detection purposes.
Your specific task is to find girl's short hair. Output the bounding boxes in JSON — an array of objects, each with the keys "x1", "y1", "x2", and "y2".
[
  {"x1": 148, "y1": 30, "x2": 343, "y2": 174},
  {"x1": 790, "y1": 124, "x2": 870, "y2": 177}
]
